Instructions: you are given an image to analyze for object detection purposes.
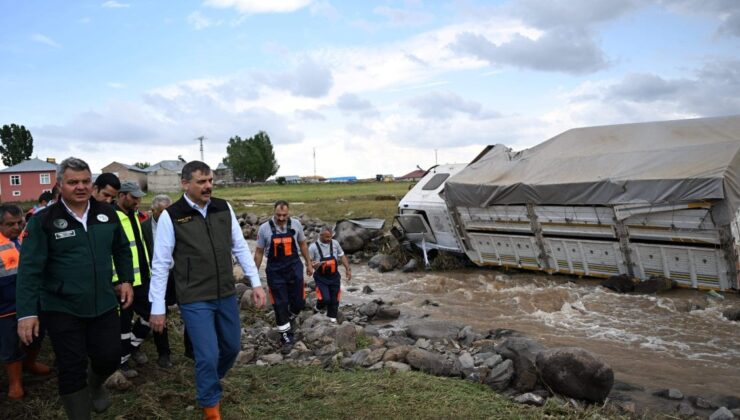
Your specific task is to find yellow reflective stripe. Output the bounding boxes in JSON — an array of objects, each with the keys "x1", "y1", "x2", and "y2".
[{"x1": 112, "y1": 210, "x2": 143, "y2": 286}]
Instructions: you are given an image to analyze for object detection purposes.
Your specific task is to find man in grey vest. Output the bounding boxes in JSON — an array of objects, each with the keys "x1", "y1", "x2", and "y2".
[{"x1": 148, "y1": 161, "x2": 266, "y2": 419}]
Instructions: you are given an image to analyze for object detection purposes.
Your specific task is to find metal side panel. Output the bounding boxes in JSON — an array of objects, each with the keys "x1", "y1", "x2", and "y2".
[
  {"x1": 468, "y1": 233, "x2": 542, "y2": 269},
  {"x1": 536, "y1": 206, "x2": 617, "y2": 239},
  {"x1": 630, "y1": 243, "x2": 728, "y2": 290},
  {"x1": 459, "y1": 206, "x2": 532, "y2": 233},
  {"x1": 545, "y1": 238, "x2": 625, "y2": 277},
  {"x1": 623, "y1": 207, "x2": 721, "y2": 245}
]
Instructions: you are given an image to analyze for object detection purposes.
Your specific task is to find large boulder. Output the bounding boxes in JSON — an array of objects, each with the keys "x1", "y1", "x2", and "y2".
[
  {"x1": 335, "y1": 220, "x2": 375, "y2": 253},
  {"x1": 406, "y1": 348, "x2": 459, "y2": 377},
  {"x1": 494, "y1": 337, "x2": 546, "y2": 393},
  {"x1": 335, "y1": 323, "x2": 358, "y2": 352},
  {"x1": 536, "y1": 347, "x2": 614, "y2": 403},
  {"x1": 484, "y1": 359, "x2": 514, "y2": 392},
  {"x1": 368, "y1": 254, "x2": 398, "y2": 272},
  {"x1": 407, "y1": 320, "x2": 463, "y2": 340},
  {"x1": 723, "y1": 308, "x2": 740, "y2": 322}
]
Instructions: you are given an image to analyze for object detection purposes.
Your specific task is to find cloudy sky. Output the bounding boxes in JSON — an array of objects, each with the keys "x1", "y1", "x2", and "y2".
[{"x1": 1, "y1": 0, "x2": 739, "y2": 178}]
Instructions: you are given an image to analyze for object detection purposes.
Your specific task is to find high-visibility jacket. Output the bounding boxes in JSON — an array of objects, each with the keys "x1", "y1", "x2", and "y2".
[
  {"x1": 112, "y1": 210, "x2": 149, "y2": 287},
  {"x1": 0, "y1": 233, "x2": 20, "y2": 318}
]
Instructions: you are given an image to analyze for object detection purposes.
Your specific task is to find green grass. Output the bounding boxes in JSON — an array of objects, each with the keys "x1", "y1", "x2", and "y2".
[{"x1": 143, "y1": 181, "x2": 413, "y2": 227}]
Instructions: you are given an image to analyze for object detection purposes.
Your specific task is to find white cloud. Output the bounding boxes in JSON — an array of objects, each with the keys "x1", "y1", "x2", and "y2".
[
  {"x1": 101, "y1": 1, "x2": 130, "y2": 9},
  {"x1": 309, "y1": 1, "x2": 340, "y2": 20},
  {"x1": 203, "y1": 0, "x2": 312, "y2": 14},
  {"x1": 107, "y1": 82, "x2": 127, "y2": 89},
  {"x1": 31, "y1": 34, "x2": 61, "y2": 48},
  {"x1": 187, "y1": 11, "x2": 220, "y2": 30},
  {"x1": 373, "y1": 6, "x2": 434, "y2": 26}
]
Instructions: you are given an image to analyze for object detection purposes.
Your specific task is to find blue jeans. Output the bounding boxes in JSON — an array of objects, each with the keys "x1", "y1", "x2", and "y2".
[{"x1": 179, "y1": 295, "x2": 240, "y2": 407}]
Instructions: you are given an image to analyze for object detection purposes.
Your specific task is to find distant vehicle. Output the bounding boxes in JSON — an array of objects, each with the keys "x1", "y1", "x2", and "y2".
[{"x1": 395, "y1": 116, "x2": 740, "y2": 291}]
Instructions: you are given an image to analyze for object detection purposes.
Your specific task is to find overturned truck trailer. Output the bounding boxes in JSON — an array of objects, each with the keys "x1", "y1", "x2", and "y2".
[{"x1": 401, "y1": 115, "x2": 740, "y2": 291}]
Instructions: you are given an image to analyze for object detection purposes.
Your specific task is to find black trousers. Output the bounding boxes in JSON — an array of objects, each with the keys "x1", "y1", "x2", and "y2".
[
  {"x1": 126, "y1": 285, "x2": 171, "y2": 357},
  {"x1": 266, "y1": 259, "x2": 305, "y2": 328},
  {"x1": 315, "y1": 273, "x2": 341, "y2": 319},
  {"x1": 44, "y1": 308, "x2": 119, "y2": 395}
]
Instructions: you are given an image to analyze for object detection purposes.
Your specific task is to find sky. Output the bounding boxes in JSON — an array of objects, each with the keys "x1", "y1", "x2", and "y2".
[{"x1": 1, "y1": 0, "x2": 739, "y2": 179}]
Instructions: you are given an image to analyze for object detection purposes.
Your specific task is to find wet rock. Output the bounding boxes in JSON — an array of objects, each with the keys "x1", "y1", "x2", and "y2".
[
  {"x1": 484, "y1": 359, "x2": 514, "y2": 392},
  {"x1": 235, "y1": 282, "x2": 249, "y2": 298},
  {"x1": 407, "y1": 320, "x2": 463, "y2": 340},
  {"x1": 612, "y1": 400, "x2": 637, "y2": 415},
  {"x1": 104, "y1": 370, "x2": 132, "y2": 391},
  {"x1": 358, "y1": 302, "x2": 379, "y2": 317},
  {"x1": 362, "y1": 285, "x2": 374, "y2": 294},
  {"x1": 495, "y1": 337, "x2": 546, "y2": 393},
  {"x1": 489, "y1": 328, "x2": 524, "y2": 340},
  {"x1": 363, "y1": 325, "x2": 380, "y2": 337},
  {"x1": 363, "y1": 348, "x2": 387, "y2": 367},
  {"x1": 420, "y1": 299, "x2": 439, "y2": 307},
  {"x1": 484, "y1": 354, "x2": 504, "y2": 369},
  {"x1": 368, "y1": 255, "x2": 383, "y2": 269},
  {"x1": 458, "y1": 325, "x2": 482, "y2": 347},
  {"x1": 236, "y1": 349, "x2": 255, "y2": 364},
  {"x1": 379, "y1": 328, "x2": 410, "y2": 340},
  {"x1": 677, "y1": 401, "x2": 695, "y2": 417},
  {"x1": 709, "y1": 407, "x2": 734, "y2": 420},
  {"x1": 717, "y1": 396, "x2": 740, "y2": 410},
  {"x1": 458, "y1": 351, "x2": 475, "y2": 370},
  {"x1": 536, "y1": 347, "x2": 613, "y2": 403},
  {"x1": 305, "y1": 325, "x2": 337, "y2": 343},
  {"x1": 406, "y1": 348, "x2": 458, "y2": 377},
  {"x1": 600, "y1": 274, "x2": 637, "y2": 293},
  {"x1": 368, "y1": 254, "x2": 399, "y2": 272},
  {"x1": 260, "y1": 353, "x2": 283, "y2": 365},
  {"x1": 335, "y1": 323, "x2": 358, "y2": 352},
  {"x1": 401, "y1": 259, "x2": 418, "y2": 273},
  {"x1": 414, "y1": 338, "x2": 432, "y2": 350},
  {"x1": 514, "y1": 393, "x2": 545, "y2": 406},
  {"x1": 654, "y1": 388, "x2": 684, "y2": 400},
  {"x1": 689, "y1": 395, "x2": 717, "y2": 409},
  {"x1": 633, "y1": 276, "x2": 674, "y2": 294},
  {"x1": 240, "y1": 290, "x2": 255, "y2": 310},
  {"x1": 384, "y1": 361, "x2": 411, "y2": 373},
  {"x1": 723, "y1": 308, "x2": 740, "y2": 322},
  {"x1": 349, "y1": 349, "x2": 371, "y2": 366},
  {"x1": 316, "y1": 343, "x2": 338, "y2": 357},
  {"x1": 375, "y1": 306, "x2": 401, "y2": 320},
  {"x1": 367, "y1": 362, "x2": 384, "y2": 371},
  {"x1": 382, "y1": 345, "x2": 413, "y2": 363}
]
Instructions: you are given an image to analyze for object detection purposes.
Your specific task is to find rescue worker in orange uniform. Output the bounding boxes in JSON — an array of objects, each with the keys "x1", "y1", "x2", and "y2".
[
  {"x1": 0, "y1": 204, "x2": 51, "y2": 400},
  {"x1": 308, "y1": 226, "x2": 351, "y2": 323},
  {"x1": 254, "y1": 201, "x2": 313, "y2": 354}
]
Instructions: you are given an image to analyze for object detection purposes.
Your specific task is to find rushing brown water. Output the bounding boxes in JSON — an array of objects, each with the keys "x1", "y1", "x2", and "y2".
[{"x1": 345, "y1": 264, "x2": 740, "y2": 410}]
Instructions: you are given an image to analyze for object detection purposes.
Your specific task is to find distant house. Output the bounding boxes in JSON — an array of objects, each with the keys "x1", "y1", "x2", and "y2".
[
  {"x1": 0, "y1": 158, "x2": 58, "y2": 202},
  {"x1": 146, "y1": 160, "x2": 186, "y2": 193},
  {"x1": 101, "y1": 161, "x2": 149, "y2": 190},
  {"x1": 281, "y1": 175, "x2": 301, "y2": 184},
  {"x1": 397, "y1": 169, "x2": 426, "y2": 181},
  {"x1": 302, "y1": 175, "x2": 326, "y2": 183},
  {"x1": 214, "y1": 163, "x2": 234, "y2": 185}
]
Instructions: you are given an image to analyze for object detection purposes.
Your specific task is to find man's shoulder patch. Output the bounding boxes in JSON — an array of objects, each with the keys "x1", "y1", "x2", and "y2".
[{"x1": 176, "y1": 215, "x2": 192, "y2": 224}]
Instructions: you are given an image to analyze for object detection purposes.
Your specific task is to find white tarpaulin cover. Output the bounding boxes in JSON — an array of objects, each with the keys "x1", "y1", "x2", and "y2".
[{"x1": 445, "y1": 115, "x2": 740, "y2": 225}]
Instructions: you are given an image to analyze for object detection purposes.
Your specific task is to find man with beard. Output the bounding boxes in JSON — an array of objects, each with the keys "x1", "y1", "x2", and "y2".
[{"x1": 149, "y1": 161, "x2": 266, "y2": 420}]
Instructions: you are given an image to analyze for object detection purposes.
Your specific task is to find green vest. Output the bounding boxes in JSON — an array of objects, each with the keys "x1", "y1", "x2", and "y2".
[
  {"x1": 112, "y1": 210, "x2": 149, "y2": 287},
  {"x1": 167, "y1": 196, "x2": 235, "y2": 304}
]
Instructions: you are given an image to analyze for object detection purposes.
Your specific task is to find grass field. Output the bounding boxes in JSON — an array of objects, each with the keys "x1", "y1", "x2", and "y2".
[{"x1": 144, "y1": 181, "x2": 414, "y2": 227}]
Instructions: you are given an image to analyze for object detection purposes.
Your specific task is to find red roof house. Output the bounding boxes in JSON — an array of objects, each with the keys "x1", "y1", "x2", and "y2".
[{"x1": 0, "y1": 158, "x2": 58, "y2": 203}]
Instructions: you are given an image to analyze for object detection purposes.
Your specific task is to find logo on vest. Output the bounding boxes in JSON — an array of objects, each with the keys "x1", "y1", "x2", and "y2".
[
  {"x1": 53, "y1": 219, "x2": 68, "y2": 229},
  {"x1": 55, "y1": 230, "x2": 76, "y2": 240},
  {"x1": 176, "y1": 216, "x2": 192, "y2": 224},
  {"x1": 97, "y1": 214, "x2": 109, "y2": 222}
]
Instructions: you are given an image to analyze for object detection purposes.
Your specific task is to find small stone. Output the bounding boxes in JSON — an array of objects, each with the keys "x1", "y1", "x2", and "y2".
[
  {"x1": 709, "y1": 407, "x2": 734, "y2": 420},
  {"x1": 654, "y1": 388, "x2": 684, "y2": 400},
  {"x1": 458, "y1": 351, "x2": 475, "y2": 370},
  {"x1": 186, "y1": 406, "x2": 195, "y2": 412},
  {"x1": 484, "y1": 354, "x2": 503, "y2": 369},
  {"x1": 415, "y1": 338, "x2": 431, "y2": 349},
  {"x1": 236, "y1": 349, "x2": 255, "y2": 364},
  {"x1": 367, "y1": 362, "x2": 385, "y2": 371},
  {"x1": 384, "y1": 361, "x2": 411, "y2": 373},
  {"x1": 677, "y1": 401, "x2": 695, "y2": 417},
  {"x1": 514, "y1": 393, "x2": 545, "y2": 406},
  {"x1": 260, "y1": 353, "x2": 284, "y2": 365},
  {"x1": 689, "y1": 395, "x2": 717, "y2": 409},
  {"x1": 362, "y1": 285, "x2": 374, "y2": 294}
]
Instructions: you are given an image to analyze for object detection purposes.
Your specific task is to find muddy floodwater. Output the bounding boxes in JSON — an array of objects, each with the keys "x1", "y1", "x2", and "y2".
[{"x1": 344, "y1": 264, "x2": 740, "y2": 412}]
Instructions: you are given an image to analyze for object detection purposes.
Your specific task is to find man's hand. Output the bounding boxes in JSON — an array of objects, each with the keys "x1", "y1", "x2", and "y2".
[
  {"x1": 312, "y1": 260, "x2": 321, "y2": 269},
  {"x1": 345, "y1": 268, "x2": 352, "y2": 282},
  {"x1": 252, "y1": 286, "x2": 267, "y2": 309},
  {"x1": 150, "y1": 314, "x2": 166, "y2": 333},
  {"x1": 18, "y1": 317, "x2": 39, "y2": 346},
  {"x1": 115, "y1": 282, "x2": 134, "y2": 309},
  {"x1": 306, "y1": 263, "x2": 314, "y2": 277}
]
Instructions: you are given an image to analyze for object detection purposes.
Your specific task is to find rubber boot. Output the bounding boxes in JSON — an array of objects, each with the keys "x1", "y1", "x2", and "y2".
[
  {"x1": 60, "y1": 388, "x2": 92, "y2": 420},
  {"x1": 280, "y1": 330, "x2": 294, "y2": 355},
  {"x1": 202, "y1": 402, "x2": 221, "y2": 420},
  {"x1": 23, "y1": 348, "x2": 52, "y2": 375},
  {"x1": 87, "y1": 370, "x2": 111, "y2": 413},
  {"x1": 5, "y1": 361, "x2": 24, "y2": 400}
]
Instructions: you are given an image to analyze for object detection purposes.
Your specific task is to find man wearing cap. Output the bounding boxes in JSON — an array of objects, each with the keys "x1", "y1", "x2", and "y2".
[{"x1": 114, "y1": 181, "x2": 161, "y2": 378}]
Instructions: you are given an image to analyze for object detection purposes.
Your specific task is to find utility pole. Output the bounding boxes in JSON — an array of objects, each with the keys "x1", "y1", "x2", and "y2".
[
  {"x1": 435, "y1": 149, "x2": 438, "y2": 165},
  {"x1": 195, "y1": 136, "x2": 206, "y2": 161},
  {"x1": 313, "y1": 147, "x2": 316, "y2": 178}
]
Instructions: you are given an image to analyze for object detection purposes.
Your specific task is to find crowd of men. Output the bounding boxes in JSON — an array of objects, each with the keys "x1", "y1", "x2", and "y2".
[{"x1": 1, "y1": 157, "x2": 352, "y2": 420}]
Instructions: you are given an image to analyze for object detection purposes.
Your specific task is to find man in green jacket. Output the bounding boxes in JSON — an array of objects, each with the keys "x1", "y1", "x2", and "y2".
[{"x1": 16, "y1": 157, "x2": 134, "y2": 420}]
